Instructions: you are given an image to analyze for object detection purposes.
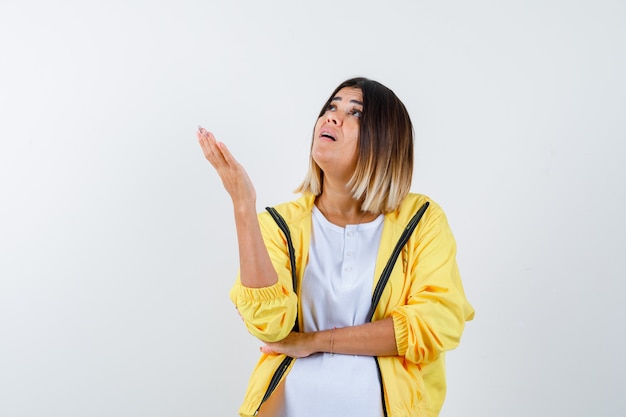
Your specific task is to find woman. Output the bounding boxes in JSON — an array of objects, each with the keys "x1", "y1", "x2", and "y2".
[{"x1": 198, "y1": 77, "x2": 474, "y2": 417}]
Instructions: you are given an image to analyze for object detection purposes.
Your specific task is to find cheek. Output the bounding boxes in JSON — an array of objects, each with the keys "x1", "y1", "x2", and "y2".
[
  {"x1": 349, "y1": 122, "x2": 361, "y2": 140},
  {"x1": 344, "y1": 126, "x2": 360, "y2": 152},
  {"x1": 345, "y1": 143, "x2": 359, "y2": 166},
  {"x1": 346, "y1": 131, "x2": 361, "y2": 166}
]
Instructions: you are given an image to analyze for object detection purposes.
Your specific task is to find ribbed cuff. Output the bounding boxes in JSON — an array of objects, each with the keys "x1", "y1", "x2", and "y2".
[
  {"x1": 392, "y1": 311, "x2": 409, "y2": 356},
  {"x1": 235, "y1": 281, "x2": 288, "y2": 302}
]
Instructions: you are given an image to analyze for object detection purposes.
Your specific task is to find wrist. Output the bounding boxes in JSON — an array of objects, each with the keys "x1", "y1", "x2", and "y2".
[
  {"x1": 232, "y1": 201, "x2": 257, "y2": 217},
  {"x1": 313, "y1": 328, "x2": 336, "y2": 354}
]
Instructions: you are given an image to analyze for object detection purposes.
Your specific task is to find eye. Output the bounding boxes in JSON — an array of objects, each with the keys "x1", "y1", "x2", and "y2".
[
  {"x1": 350, "y1": 108, "x2": 363, "y2": 118},
  {"x1": 325, "y1": 103, "x2": 337, "y2": 112}
]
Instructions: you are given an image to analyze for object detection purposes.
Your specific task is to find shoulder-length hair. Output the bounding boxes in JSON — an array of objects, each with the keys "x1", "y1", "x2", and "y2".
[{"x1": 295, "y1": 77, "x2": 414, "y2": 213}]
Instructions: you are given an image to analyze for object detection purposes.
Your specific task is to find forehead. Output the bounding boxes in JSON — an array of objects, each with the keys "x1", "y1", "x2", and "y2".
[{"x1": 332, "y1": 87, "x2": 363, "y2": 103}]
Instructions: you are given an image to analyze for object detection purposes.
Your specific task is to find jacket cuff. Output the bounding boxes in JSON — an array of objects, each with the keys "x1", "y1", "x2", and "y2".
[
  {"x1": 231, "y1": 281, "x2": 291, "y2": 303},
  {"x1": 392, "y1": 312, "x2": 409, "y2": 357}
]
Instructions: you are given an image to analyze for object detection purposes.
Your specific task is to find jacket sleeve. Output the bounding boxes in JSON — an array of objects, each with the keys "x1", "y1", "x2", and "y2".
[
  {"x1": 391, "y1": 203, "x2": 474, "y2": 364},
  {"x1": 229, "y1": 211, "x2": 298, "y2": 343}
]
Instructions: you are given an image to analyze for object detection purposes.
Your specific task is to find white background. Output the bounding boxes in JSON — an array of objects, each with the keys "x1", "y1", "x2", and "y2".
[{"x1": 1, "y1": 1, "x2": 625, "y2": 416}]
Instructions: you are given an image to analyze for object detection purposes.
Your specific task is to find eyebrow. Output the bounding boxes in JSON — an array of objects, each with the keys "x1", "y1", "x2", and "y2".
[{"x1": 331, "y1": 96, "x2": 364, "y2": 106}]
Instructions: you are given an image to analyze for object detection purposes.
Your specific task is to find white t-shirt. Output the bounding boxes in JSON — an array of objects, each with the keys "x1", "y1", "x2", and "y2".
[{"x1": 274, "y1": 206, "x2": 385, "y2": 417}]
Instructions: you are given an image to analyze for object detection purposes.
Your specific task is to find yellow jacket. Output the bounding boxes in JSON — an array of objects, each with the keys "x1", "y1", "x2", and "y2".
[{"x1": 230, "y1": 193, "x2": 475, "y2": 417}]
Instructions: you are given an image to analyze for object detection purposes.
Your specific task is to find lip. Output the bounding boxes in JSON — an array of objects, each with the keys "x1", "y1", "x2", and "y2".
[{"x1": 319, "y1": 127, "x2": 337, "y2": 141}]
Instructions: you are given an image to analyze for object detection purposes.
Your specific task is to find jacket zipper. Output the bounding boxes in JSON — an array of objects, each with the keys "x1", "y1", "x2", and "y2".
[
  {"x1": 375, "y1": 357, "x2": 389, "y2": 417},
  {"x1": 254, "y1": 208, "x2": 301, "y2": 415},
  {"x1": 253, "y1": 356, "x2": 293, "y2": 416},
  {"x1": 366, "y1": 202, "x2": 429, "y2": 322},
  {"x1": 370, "y1": 202, "x2": 429, "y2": 416}
]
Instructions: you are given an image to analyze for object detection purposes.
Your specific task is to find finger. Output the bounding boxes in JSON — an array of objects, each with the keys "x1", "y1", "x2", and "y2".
[
  {"x1": 260, "y1": 345, "x2": 279, "y2": 355},
  {"x1": 197, "y1": 128, "x2": 214, "y2": 146},
  {"x1": 216, "y1": 141, "x2": 238, "y2": 166},
  {"x1": 216, "y1": 142, "x2": 239, "y2": 166},
  {"x1": 199, "y1": 131, "x2": 226, "y2": 166},
  {"x1": 198, "y1": 133, "x2": 215, "y2": 161},
  {"x1": 197, "y1": 129, "x2": 234, "y2": 164},
  {"x1": 204, "y1": 135, "x2": 238, "y2": 171},
  {"x1": 197, "y1": 130, "x2": 234, "y2": 167},
  {"x1": 196, "y1": 125, "x2": 207, "y2": 141}
]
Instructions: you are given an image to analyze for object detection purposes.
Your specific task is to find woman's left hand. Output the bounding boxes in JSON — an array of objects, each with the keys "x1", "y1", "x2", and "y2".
[{"x1": 260, "y1": 332, "x2": 317, "y2": 358}]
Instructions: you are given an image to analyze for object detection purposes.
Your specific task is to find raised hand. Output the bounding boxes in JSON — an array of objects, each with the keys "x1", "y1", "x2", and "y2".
[
  {"x1": 197, "y1": 126, "x2": 278, "y2": 289},
  {"x1": 197, "y1": 126, "x2": 256, "y2": 207}
]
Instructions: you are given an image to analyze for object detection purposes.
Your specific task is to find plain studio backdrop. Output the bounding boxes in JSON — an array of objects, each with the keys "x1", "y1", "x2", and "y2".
[{"x1": 1, "y1": 0, "x2": 624, "y2": 416}]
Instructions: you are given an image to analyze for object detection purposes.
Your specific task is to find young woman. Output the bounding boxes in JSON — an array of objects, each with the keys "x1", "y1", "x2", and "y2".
[{"x1": 198, "y1": 77, "x2": 474, "y2": 417}]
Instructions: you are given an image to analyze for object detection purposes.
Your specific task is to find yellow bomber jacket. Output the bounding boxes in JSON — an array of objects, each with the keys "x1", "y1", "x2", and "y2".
[{"x1": 229, "y1": 193, "x2": 475, "y2": 417}]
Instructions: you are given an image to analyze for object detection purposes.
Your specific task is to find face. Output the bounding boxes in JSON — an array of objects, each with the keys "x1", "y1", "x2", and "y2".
[{"x1": 311, "y1": 87, "x2": 363, "y2": 179}]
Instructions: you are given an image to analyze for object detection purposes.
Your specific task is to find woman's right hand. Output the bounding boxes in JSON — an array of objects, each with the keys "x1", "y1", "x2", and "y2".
[{"x1": 197, "y1": 126, "x2": 256, "y2": 206}]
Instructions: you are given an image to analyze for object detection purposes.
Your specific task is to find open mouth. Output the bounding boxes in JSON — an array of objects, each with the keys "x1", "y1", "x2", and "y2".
[{"x1": 321, "y1": 133, "x2": 336, "y2": 141}]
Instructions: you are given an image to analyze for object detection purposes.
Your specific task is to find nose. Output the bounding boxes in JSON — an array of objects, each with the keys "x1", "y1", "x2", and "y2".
[{"x1": 326, "y1": 110, "x2": 342, "y2": 126}]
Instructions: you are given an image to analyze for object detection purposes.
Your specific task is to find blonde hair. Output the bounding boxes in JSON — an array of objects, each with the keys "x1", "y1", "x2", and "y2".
[{"x1": 296, "y1": 77, "x2": 414, "y2": 213}]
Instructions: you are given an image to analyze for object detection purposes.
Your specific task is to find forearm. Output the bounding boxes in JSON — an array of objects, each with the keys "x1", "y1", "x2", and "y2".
[
  {"x1": 233, "y1": 203, "x2": 278, "y2": 288},
  {"x1": 321, "y1": 318, "x2": 398, "y2": 356},
  {"x1": 263, "y1": 317, "x2": 398, "y2": 357}
]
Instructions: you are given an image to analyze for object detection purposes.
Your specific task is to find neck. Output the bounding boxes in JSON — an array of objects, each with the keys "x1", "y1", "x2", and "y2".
[{"x1": 316, "y1": 191, "x2": 376, "y2": 227}]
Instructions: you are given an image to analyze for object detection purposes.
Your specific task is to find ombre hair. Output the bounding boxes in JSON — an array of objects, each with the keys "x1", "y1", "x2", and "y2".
[{"x1": 295, "y1": 77, "x2": 414, "y2": 213}]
